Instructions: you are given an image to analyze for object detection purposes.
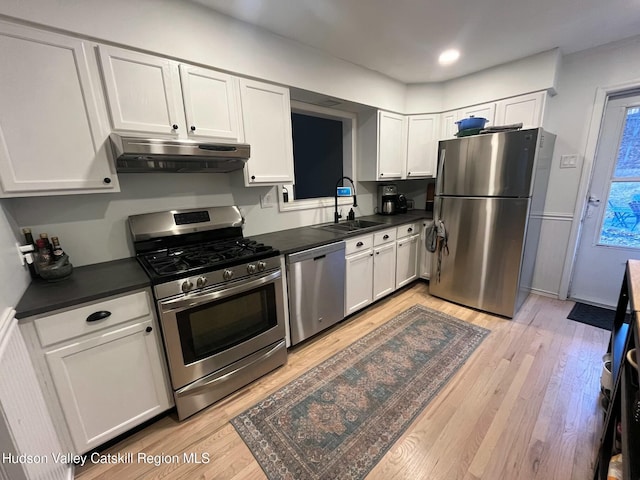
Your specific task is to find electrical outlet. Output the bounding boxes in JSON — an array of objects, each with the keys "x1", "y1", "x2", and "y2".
[{"x1": 260, "y1": 192, "x2": 274, "y2": 208}]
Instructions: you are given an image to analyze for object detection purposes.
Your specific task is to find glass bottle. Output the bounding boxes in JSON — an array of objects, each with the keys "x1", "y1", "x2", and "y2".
[
  {"x1": 36, "y1": 238, "x2": 52, "y2": 268},
  {"x1": 51, "y1": 236, "x2": 65, "y2": 262}
]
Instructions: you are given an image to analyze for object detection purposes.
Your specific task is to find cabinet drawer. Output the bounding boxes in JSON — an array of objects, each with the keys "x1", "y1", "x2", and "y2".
[
  {"x1": 374, "y1": 228, "x2": 396, "y2": 246},
  {"x1": 396, "y1": 223, "x2": 418, "y2": 238},
  {"x1": 34, "y1": 290, "x2": 152, "y2": 348},
  {"x1": 345, "y1": 234, "x2": 374, "y2": 255}
]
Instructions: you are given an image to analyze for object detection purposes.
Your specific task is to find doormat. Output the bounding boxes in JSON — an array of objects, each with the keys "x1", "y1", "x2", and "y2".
[
  {"x1": 567, "y1": 302, "x2": 626, "y2": 331},
  {"x1": 231, "y1": 305, "x2": 489, "y2": 480}
]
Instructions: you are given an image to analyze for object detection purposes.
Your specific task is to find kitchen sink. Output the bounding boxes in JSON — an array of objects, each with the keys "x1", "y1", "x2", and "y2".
[{"x1": 313, "y1": 219, "x2": 385, "y2": 234}]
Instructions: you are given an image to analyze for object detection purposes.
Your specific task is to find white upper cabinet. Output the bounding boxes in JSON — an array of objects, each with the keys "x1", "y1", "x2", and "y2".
[
  {"x1": 98, "y1": 45, "x2": 183, "y2": 136},
  {"x1": 0, "y1": 23, "x2": 118, "y2": 196},
  {"x1": 495, "y1": 91, "x2": 546, "y2": 129},
  {"x1": 440, "y1": 111, "x2": 459, "y2": 139},
  {"x1": 406, "y1": 114, "x2": 439, "y2": 178},
  {"x1": 98, "y1": 46, "x2": 244, "y2": 142},
  {"x1": 377, "y1": 110, "x2": 406, "y2": 180},
  {"x1": 178, "y1": 65, "x2": 243, "y2": 141},
  {"x1": 459, "y1": 102, "x2": 496, "y2": 126},
  {"x1": 239, "y1": 78, "x2": 294, "y2": 186}
]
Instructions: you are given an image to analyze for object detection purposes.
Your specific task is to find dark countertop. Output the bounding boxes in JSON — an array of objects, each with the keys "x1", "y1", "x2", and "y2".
[
  {"x1": 15, "y1": 257, "x2": 151, "y2": 319},
  {"x1": 15, "y1": 211, "x2": 432, "y2": 319},
  {"x1": 252, "y1": 211, "x2": 432, "y2": 255}
]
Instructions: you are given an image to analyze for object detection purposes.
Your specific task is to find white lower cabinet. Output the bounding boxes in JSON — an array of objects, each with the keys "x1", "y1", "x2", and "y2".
[
  {"x1": 24, "y1": 289, "x2": 173, "y2": 454},
  {"x1": 419, "y1": 221, "x2": 433, "y2": 279},
  {"x1": 344, "y1": 235, "x2": 374, "y2": 316},
  {"x1": 372, "y1": 229, "x2": 397, "y2": 300},
  {"x1": 396, "y1": 223, "x2": 420, "y2": 289}
]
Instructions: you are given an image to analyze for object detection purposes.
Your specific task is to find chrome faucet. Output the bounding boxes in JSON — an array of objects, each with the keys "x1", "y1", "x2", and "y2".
[{"x1": 334, "y1": 176, "x2": 357, "y2": 223}]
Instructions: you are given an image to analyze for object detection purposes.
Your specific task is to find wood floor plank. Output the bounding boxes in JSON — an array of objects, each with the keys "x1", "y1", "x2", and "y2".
[{"x1": 75, "y1": 282, "x2": 608, "y2": 480}]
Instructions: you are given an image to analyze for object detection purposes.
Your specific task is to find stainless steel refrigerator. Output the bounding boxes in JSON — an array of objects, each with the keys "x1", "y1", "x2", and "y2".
[{"x1": 429, "y1": 128, "x2": 555, "y2": 318}]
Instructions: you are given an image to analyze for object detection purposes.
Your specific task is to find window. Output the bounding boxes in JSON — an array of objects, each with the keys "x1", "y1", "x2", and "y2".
[{"x1": 278, "y1": 101, "x2": 356, "y2": 212}]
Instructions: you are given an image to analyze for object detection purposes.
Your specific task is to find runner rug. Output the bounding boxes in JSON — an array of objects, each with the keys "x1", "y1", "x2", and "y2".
[{"x1": 231, "y1": 304, "x2": 490, "y2": 480}]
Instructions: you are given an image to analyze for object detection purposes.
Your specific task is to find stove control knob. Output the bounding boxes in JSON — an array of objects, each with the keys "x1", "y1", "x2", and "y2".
[
  {"x1": 222, "y1": 269, "x2": 233, "y2": 281},
  {"x1": 196, "y1": 276, "x2": 207, "y2": 288},
  {"x1": 257, "y1": 261, "x2": 267, "y2": 272},
  {"x1": 247, "y1": 264, "x2": 257, "y2": 274},
  {"x1": 181, "y1": 280, "x2": 194, "y2": 293}
]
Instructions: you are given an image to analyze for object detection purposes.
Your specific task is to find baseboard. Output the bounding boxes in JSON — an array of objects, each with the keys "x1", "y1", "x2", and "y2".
[{"x1": 530, "y1": 288, "x2": 559, "y2": 299}]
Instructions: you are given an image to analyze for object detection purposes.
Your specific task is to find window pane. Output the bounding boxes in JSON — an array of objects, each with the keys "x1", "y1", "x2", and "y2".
[
  {"x1": 291, "y1": 113, "x2": 343, "y2": 199},
  {"x1": 613, "y1": 107, "x2": 640, "y2": 178},
  {"x1": 599, "y1": 181, "x2": 640, "y2": 247}
]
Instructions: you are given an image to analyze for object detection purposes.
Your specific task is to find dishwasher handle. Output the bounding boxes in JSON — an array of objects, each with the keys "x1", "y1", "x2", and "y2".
[{"x1": 286, "y1": 241, "x2": 345, "y2": 264}]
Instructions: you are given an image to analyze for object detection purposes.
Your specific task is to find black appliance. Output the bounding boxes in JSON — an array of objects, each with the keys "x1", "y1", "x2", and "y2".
[
  {"x1": 396, "y1": 194, "x2": 408, "y2": 213},
  {"x1": 378, "y1": 184, "x2": 399, "y2": 215}
]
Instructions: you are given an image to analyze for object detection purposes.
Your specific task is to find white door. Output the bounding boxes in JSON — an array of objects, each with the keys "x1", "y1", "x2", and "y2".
[
  {"x1": 570, "y1": 93, "x2": 640, "y2": 306},
  {"x1": 377, "y1": 111, "x2": 405, "y2": 179},
  {"x1": 0, "y1": 24, "x2": 117, "y2": 195},
  {"x1": 239, "y1": 79, "x2": 294, "y2": 185},
  {"x1": 98, "y1": 45, "x2": 183, "y2": 136},
  {"x1": 179, "y1": 65, "x2": 243, "y2": 141},
  {"x1": 373, "y1": 242, "x2": 396, "y2": 300},
  {"x1": 345, "y1": 249, "x2": 374, "y2": 316},
  {"x1": 406, "y1": 114, "x2": 438, "y2": 178},
  {"x1": 46, "y1": 320, "x2": 172, "y2": 453},
  {"x1": 396, "y1": 234, "x2": 420, "y2": 288}
]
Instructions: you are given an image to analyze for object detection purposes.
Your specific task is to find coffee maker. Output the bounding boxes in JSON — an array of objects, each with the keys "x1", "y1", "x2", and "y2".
[{"x1": 378, "y1": 184, "x2": 399, "y2": 215}]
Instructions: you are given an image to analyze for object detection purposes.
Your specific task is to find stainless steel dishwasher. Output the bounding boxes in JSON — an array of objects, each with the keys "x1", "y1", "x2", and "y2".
[{"x1": 286, "y1": 241, "x2": 346, "y2": 345}]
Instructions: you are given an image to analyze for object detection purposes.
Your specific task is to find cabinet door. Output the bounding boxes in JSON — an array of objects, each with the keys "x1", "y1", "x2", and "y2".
[
  {"x1": 179, "y1": 65, "x2": 243, "y2": 141},
  {"x1": 396, "y1": 234, "x2": 420, "y2": 289},
  {"x1": 459, "y1": 102, "x2": 496, "y2": 126},
  {"x1": 239, "y1": 79, "x2": 294, "y2": 185},
  {"x1": 0, "y1": 24, "x2": 117, "y2": 195},
  {"x1": 98, "y1": 45, "x2": 184, "y2": 136},
  {"x1": 406, "y1": 114, "x2": 439, "y2": 178},
  {"x1": 377, "y1": 110, "x2": 405, "y2": 180},
  {"x1": 45, "y1": 319, "x2": 172, "y2": 453},
  {"x1": 373, "y1": 242, "x2": 397, "y2": 300},
  {"x1": 419, "y1": 221, "x2": 432, "y2": 279},
  {"x1": 345, "y1": 249, "x2": 374, "y2": 316},
  {"x1": 495, "y1": 91, "x2": 546, "y2": 128},
  {"x1": 440, "y1": 111, "x2": 459, "y2": 139}
]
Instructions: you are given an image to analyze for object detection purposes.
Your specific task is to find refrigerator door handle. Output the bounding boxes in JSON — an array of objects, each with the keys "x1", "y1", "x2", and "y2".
[{"x1": 435, "y1": 148, "x2": 446, "y2": 196}]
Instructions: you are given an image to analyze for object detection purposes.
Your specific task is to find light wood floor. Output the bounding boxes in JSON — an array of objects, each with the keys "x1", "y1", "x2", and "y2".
[{"x1": 75, "y1": 282, "x2": 608, "y2": 480}]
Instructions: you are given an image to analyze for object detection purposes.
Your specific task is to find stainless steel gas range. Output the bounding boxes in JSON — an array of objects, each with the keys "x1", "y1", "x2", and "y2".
[{"x1": 129, "y1": 206, "x2": 287, "y2": 420}]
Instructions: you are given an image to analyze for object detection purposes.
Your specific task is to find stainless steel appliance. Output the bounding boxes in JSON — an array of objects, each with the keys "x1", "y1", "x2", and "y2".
[
  {"x1": 286, "y1": 242, "x2": 346, "y2": 345},
  {"x1": 378, "y1": 184, "x2": 398, "y2": 215},
  {"x1": 429, "y1": 128, "x2": 555, "y2": 318},
  {"x1": 129, "y1": 206, "x2": 286, "y2": 420},
  {"x1": 111, "y1": 134, "x2": 250, "y2": 173}
]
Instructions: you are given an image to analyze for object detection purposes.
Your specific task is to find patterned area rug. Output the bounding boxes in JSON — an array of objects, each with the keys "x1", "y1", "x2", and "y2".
[{"x1": 231, "y1": 304, "x2": 490, "y2": 480}]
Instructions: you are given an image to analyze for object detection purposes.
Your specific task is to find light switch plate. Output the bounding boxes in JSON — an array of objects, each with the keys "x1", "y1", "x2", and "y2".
[{"x1": 560, "y1": 154, "x2": 578, "y2": 168}]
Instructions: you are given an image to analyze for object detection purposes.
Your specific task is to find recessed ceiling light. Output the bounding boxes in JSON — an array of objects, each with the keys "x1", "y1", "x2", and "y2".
[{"x1": 439, "y1": 49, "x2": 460, "y2": 66}]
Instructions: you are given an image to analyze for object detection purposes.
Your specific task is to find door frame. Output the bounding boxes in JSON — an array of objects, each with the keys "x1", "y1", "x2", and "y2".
[{"x1": 560, "y1": 79, "x2": 640, "y2": 299}]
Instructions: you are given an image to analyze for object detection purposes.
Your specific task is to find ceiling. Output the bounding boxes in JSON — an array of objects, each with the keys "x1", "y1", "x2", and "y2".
[{"x1": 193, "y1": 0, "x2": 640, "y2": 83}]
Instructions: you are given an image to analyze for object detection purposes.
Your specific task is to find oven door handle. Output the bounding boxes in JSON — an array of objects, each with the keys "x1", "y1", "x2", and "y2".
[
  {"x1": 176, "y1": 341, "x2": 285, "y2": 396},
  {"x1": 160, "y1": 269, "x2": 282, "y2": 313}
]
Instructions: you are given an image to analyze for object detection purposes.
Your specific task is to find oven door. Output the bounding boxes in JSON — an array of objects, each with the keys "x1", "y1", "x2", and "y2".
[{"x1": 158, "y1": 269, "x2": 286, "y2": 389}]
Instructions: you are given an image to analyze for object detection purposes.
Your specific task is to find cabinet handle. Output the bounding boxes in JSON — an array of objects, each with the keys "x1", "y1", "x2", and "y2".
[
  {"x1": 408, "y1": 172, "x2": 411, "y2": 175},
  {"x1": 86, "y1": 311, "x2": 111, "y2": 323},
  {"x1": 251, "y1": 175, "x2": 256, "y2": 181},
  {"x1": 399, "y1": 243, "x2": 403, "y2": 247},
  {"x1": 380, "y1": 173, "x2": 384, "y2": 176},
  {"x1": 172, "y1": 124, "x2": 178, "y2": 130},
  {"x1": 370, "y1": 253, "x2": 373, "y2": 256},
  {"x1": 376, "y1": 251, "x2": 380, "y2": 255},
  {"x1": 408, "y1": 228, "x2": 413, "y2": 233},
  {"x1": 145, "y1": 326, "x2": 153, "y2": 333},
  {"x1": 190, "y1": 125, "x2": 196, "y2": 132},
  {"x1": 103, "y1": 177, "x2": 111, "y2": 184},
  {"x1": 356, "y1": 241, "x2": 364, "y2": 247},
  {"x1": 383, "y1": 234, "x2": 389, "y2": 240}
]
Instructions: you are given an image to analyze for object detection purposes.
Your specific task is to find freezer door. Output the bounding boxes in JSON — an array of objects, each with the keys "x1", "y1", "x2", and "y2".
[
  {"x1": 429, "y1": 196, "x2": 529, "y2": 317},
  {"x1": 436, "y1": 129, "x2": 539, "y2": 197}
]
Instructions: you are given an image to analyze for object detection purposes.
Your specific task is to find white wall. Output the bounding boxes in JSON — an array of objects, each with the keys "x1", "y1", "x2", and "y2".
[
  {"x1": 531, "y1": 35, "x2": 640, "y2": 297},
  {"x1": 0, "y1": 203, "x2": 30, "y2": 310},
  {"x1": 0, "y1": 0, "x2": 406, "y2": 112}
]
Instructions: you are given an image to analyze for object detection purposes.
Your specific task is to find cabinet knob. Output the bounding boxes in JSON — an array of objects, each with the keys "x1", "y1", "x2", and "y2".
[
  {"x1": 376, "y1": 251, "x2": 379, "y2": 255},
  {"x1": 103, "y1": 177, "x2": 111, "y2": 184},
  {"x1": 408, "y1": 228, "x2": 413, "y2": 233},
  {"x1": 145, "y1": 326, "x2": 153, "y2": 333},
  {"x1": 383, "y1": 234, "x2": 389, "y2": 240},
  {"x1": 380, "y1": 173, "x2": 384, "y2": 176},
  {"x1": 190, "y1": 125, "x2": 196, "y2": 132},
  {"x1": 370, "y1": 253, "x2": 374, "y2": 256},
  {"x1": 408, "y1": 172, "x2": 411, "y2": 175},
  {"x1": 86, "y1": 311, "x2": 111, "y2": 323},
  {"x1": 172, "y1": 124, "x2": 178, "y2": 130},
  {"x1": 356, "y1": 241, "x2": 364, "y2": 247},
  {"x1": 251, "y1": 175, "x2": 256, "y2": 180}
]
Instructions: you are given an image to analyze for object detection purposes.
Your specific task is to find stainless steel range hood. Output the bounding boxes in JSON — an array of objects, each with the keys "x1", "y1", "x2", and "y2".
[{"x1": 110, "y1": 134, "x2": 250, "y2": 173}]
